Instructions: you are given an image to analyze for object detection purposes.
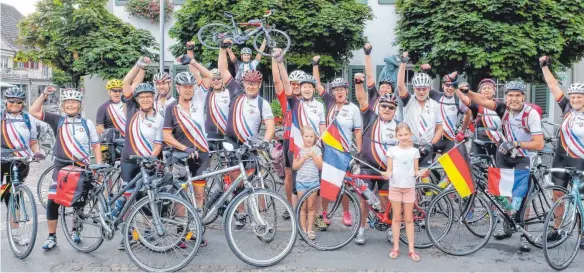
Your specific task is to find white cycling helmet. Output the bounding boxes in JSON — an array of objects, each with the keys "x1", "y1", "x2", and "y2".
[
  {"x1": 61, "y1": 89, "x2": 83, "y2": 102},
  {"x1": 289, "y1": 70, "x2": 306, "y2": 83},
  {"x1": 568, "y1": 83, "x2": 584, "y2": 95},
  {"x1": 412, "y1": 73, "x2": 432, "y2": 88}
]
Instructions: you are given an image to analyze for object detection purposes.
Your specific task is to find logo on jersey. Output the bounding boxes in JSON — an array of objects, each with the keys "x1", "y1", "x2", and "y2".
[{"x1": 78, "y1": 128, "x2": 84, "y2": 133}]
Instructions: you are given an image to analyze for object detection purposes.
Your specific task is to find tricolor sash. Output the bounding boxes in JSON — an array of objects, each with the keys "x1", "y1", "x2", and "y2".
[
  {"x1": 560, "y1": 112, "x2": 584, "y2": 159},
  {"x1": 174, "y1": 106, "x2": 208, "y2": 152}
]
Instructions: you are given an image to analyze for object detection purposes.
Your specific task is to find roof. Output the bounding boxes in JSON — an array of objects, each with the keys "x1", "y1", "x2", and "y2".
[{"x1": 1, "y1": 3, "x2": 25, "y2": 51}]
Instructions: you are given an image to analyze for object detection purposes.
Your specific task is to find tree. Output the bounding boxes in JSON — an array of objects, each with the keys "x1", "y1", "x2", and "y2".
[
  {"x1": 394, "y1": 0, "x2": 584, "y2": 84},
  {"x1": 169, "y1": 0, "x2": 373, "y2": 79},
  {"x1": 17, "y1": 0, "x2": 158, "y2": 88}
]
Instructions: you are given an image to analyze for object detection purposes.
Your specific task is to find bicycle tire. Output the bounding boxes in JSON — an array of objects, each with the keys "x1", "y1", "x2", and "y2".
[
  {"x1": 198, "y1": 23, "x2": 233, "y2": 50},
  {"x1": 520, "y1": 185, "x2": 567, "y2": 248},
  {"x1": 398, "y1": 183, "x2": 443, "y2": 249},
  {"x1": 426, "y1": 188, "x2": 495, "y2": 256},
  {"x1": 543, "y1": 194, "x2": 582, "y2": 271},
  {"x1": 253, "y1": 28, "x2": 291, "y2": 57},
  {"x1": 124, "y1": 193, "x2": 203, "y2": 272},
  {"x1": 295, "y1": 185, "x2": 362, "y2": 251},
  {"x1": 60, "y1": 194, "x2": 105, "y2": 253},
  {"x1": 225, "y1": 189, "x2": 297, "y2": 267},
  {"x1": 6, "y1": 185, "x2": 37, "y2": 259},
  {"x1": 37, "y1": 165, "x2": 55, "y2": 209}
]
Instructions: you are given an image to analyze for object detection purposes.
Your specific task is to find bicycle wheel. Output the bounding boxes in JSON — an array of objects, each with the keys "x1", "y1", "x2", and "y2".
[
  {"x1": 124, "y1": 193, "x2": 203, "y2": 272},
  {"x1": 295, "y1": 185, "x2": 361, "y2": 251},
  {"x1": 543, "y1": 195, "x2": 582, "y2": 271},
  {"x1": 398, "y1": 183, "x2": 442, "y2": 249},
  {"x1": 37, "y1": 165, "x2": 55, "y2": 209},
  {"x1": 60, "y1": 195, "x2": 105, "y2": 253},
  {"x1": 426, "y1": 188, "x2": 495, "y2": 256},
  {"x1": 520, "y1": 185, "x2": 567, "y2": 248},
  {"x1": 197, "y1": 23, "x2": 233, "y2": 50},
  {"x1": 253, "y1": 29, "x2": 291, "y2": 57},
  {"x1": 253, "y1": 165, "x2": 279, "y2": 193},
  {"x1": 225, "y1": 189, "x2": 297, "y2": 267},
  {"x1": 6, "y1": 185, "x2": 37, "y2": 259}
]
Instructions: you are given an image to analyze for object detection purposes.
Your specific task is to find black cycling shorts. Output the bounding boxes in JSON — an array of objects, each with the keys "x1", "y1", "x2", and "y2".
[
  {"x1": 361, "y1": 168, "x2": 389, "y2": 196},
  {"x1": 551, "y1": 145, "x2": 584, "y2": 188},
  {"x1": 433, "y1": 138, "x2": 456, "y2": 154},
  {"x1": 495, "y1": 152, "x2": 530, "y2": 170},
  {"x1": 415, "y1": 144, "x2": 434, "y2": 167},
  {"x1": 283, "y1": 139, "x2": 292, "y2": 168}
]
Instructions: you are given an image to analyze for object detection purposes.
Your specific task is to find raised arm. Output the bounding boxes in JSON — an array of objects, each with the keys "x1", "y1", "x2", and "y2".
[
  {"x1": 255, "y1": 39, "x2": 267, "y2": 62},
  {"x1": 456, "y1": 82, "x2": 472, "y2": 106},
  {"x1": 226, "y1": 47, "x2": 237, "y2": 64},
  {"x1": 276, "y1": 50, "x2": 291, "y2": 96},
  {"x1": 312, "y1": 56, "x2": 325, "y2": 96},
  {"x1": 397, "y1": 52, "x2": 409, "y2": 98},
  {"x1": 123, "y1": 57, "x2": 149, "y2": 98},
  {"x1": 363, "y1": 43, "x2": 375, "y2": 87},
  {"x1": 219, "y1": 39, "x2": 234, "y2": 83},
  {"x1": 354, "y1": 73, "x2": 368, "y2": 110},
  {"x1": 29, "y1": 86, "x2": 56, "y2": 120},
  {"x1": 463, "y1": 89, "x2": 496, "y2": 111},
  {"x1": 272, "y1": 52, "x2": 284, "y2": 96},
  {"x1": 539, "y1": 56, "x2": 564, "y2": 102}
]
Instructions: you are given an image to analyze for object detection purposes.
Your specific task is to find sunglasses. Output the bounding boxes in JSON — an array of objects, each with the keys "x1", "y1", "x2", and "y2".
[
  {"x1": 212, "y1": 78, "x2": 222, "y2": 82},
  {"x1": 444, "y1": 83, "x2": 453, "y2": 87},
  {"x1": 110, "y1": 89, "x2": 122, "y2": 93},
  {"x1": 7, "y1": 99, "x2": 24, "y2": 105},
  {"x1": 379, "y1": 104, "x2": 396, "y2": 110}
]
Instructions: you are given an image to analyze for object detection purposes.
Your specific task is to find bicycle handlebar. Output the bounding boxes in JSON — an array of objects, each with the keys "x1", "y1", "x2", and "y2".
[{"x1": 547, "y1": 168, "x2": 584, "y2": 176}]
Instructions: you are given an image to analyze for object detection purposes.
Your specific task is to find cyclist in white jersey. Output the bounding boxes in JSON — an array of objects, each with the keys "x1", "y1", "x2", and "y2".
[
  {"x1": 226, "y1": 40, "x2": 266, "y2": 82},
  {"x1": 540, "y1": 56, "x2": 584, "y2": 248},
  {"x1": 152, "y1": 71, "x2": 176, "y2": 118},
  {"x1": 462, "y1": 80, "x2": 544, "y2": 252},
  {"x1": 396, "y1": 52, "x2": 443, "y2": 172},
  {"x1": 363, "y1": 43, "x2": 402, "y2": 121}
]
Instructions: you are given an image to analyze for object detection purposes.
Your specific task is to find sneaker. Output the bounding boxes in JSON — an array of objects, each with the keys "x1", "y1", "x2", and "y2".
[
  {"x1": 546, "y1": 229, "x2": 562, "y2": 242},
  {"x1": 282, "y1": 210, "x2": 291, "y2": 220},
  {"x1": 234, "y1": 212, "x2": 246, "y2": 229},
  {"x1": 519, "y1": 236, "x2": 531, "y2": 252},
  {"x1": 342, "y1": 211, "x2": 352, "y2": 226},
  {"x1": 42, "y1": 236, "x2": 57, "y2": 251},
  {"x1": 322, "y1": 212, "x2": 331, "y2": 225},
  {"x1": 314, "y1": 215, "x2": 328, "y2": 231},
  {"x1": 117, "y1": 239, "x2": 125, "y2": 250},
  {"x1": 354, "y1": 232, "x2": 365, "y2": 245},
  {"x1": 14, "y1": 234, "x2": 30, "y2": 246},
  {"x1": 493, "y1": 221, "x2": 513, "y2": 240},
  {"x1": 70, "y1": 231, "x2": 81, "y2": 244}
]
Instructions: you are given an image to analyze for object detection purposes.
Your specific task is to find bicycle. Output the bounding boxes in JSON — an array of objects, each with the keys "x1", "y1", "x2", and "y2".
[
  {"x1": 295, "y1": 158, "x2": 442, "y2": 250},
  {"x1": 425, "y1": 150, "x2": 567, "y2": 256},
  {"x1": 172, "y1": 137, "x2": 297, "y2": 267},
  {"x1": 198, "y1": 10, "x2": 291, "y2": 56},
  {"x1": 60, "y1": 156, "x2": 203, "y2": 272},
  {"x1": 2, "y1": 156, "x2": 40, "y2": 259},
  {"x1": 36, "y1": 123, "x2": 55, "y2": 161},
  {"x1": 543, "y1": 167, "x2": 584, "y2": 271}
]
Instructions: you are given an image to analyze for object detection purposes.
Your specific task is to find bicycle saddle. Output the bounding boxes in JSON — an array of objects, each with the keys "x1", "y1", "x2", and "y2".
[
  {"x1": 172, "y1": 152, "x2": 189, "y2": 161},
  {"x1": 224, "y1": 11, "x2": 235, "y2": 18},
  {"x1": 473, "y1": 139, "x2": 494, "y2": 147},
  {"x1": 247, "y1": 19, "x2": 261, "y2": 25}
]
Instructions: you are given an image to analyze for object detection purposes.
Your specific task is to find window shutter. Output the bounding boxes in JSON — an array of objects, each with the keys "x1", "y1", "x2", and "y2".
[
  {"x1": 348, "y1": 65, "x2": 365, "y2": 105},
  {"x1": 531, "y1": 85, "x2": 549, "y2": 116}
]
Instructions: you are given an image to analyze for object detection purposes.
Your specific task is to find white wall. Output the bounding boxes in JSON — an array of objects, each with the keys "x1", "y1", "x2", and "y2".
[{"x1": 83, "y1": 76, "x2": 108, "y2": 123}]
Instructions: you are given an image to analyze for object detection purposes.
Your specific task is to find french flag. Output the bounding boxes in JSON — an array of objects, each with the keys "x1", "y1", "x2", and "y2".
[
  {"x1": 487, "y1": 168, "x2": 530, "y2": 197},
  {"x1": 289, "y1": 110, "x2": 303, "y2": 156}
]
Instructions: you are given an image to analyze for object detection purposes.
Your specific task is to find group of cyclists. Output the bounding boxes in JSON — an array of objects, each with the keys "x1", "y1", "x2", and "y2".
[{"x1": 1, "y1": 36, "x2": 584, "y2": 263}]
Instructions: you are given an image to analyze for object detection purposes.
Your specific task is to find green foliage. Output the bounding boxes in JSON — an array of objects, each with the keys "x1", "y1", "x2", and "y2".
[
  {"x1": 169, "y1": 0, "x2": 373, "y2": 80},
  {"x1": 270, "y1": 99, "x2": 282, "y2": 118},
  {"x1": 394, "y1": 0, "x2": 584, "y2": 84},
  {"x1": 50, "y1": 69, "x2": 74, "y2": 87},
  {"x1": 17, "y1": 0, "x2": 158, "y2": 88},
  {"x1": 126, "y1": 0, "x2": 173, "y2": 23}
]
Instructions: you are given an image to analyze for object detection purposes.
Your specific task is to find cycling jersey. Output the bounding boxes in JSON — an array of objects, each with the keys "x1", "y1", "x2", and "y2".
[
  {"x1": 224, "y1": 79, "x2": 274, "y2": 143},
  {"x1": 1, "y1": 112, "x2": 38, "y2": 158},
  {"x1": 429, "y1": 90, "x2": 468, "y2": 140},
  {"x1": 204, "y1": 86, "x2": 231, "y2": 138},
  {"x1": 556, "y1": 95, "x2": 584, "y2": 159},
  {"x1": 288, "y1": 96, "x2": 326, "y2": 135},
  {"x1": 322, "y1": 91, "x2": 363, "y2": 150},
  {"x1": 121, "y1": 96, "x2": 164, "y2": 162},
  {"x1": 494, "y1": 101, "x2": 543, "y2": 157},
  {"x1": 367, "y1": 84, "x2": 402, "y2": 122},
  {"x1": 277, "y1": 91, "x2": 291, "y2": 140},
  {"x1": 234, "y1": 59, "x2": 259, "y2": 81},
  {"x1": 163, "y1": 88, "x2": 209, "y2": 153},
  {"x1": 96, "y1": 100, "x2": 126, "y2": 136},
  {"x1": 41, "y1": 112, "x2": 99, "y2": 166},
  {"x1": 400, "y1": 93, "x2": 443, "y2": 145},
  {"x1": 154, "y1": 96, "x2": 176, "y2": 119},
  {"x1": 360, "y1": 106, "x2": 398, "y2": 170},
  {"x1": 468, "y1": 101, "x2": 504, "y2": 143}
]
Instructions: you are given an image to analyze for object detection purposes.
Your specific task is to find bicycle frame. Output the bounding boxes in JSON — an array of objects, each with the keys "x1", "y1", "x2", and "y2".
[
  {"x1": 7, "y1": 159, "x2": 32, "y2": 225},
  {"x1": 226, "y1": 15, "x2": 268, "y2": 44},
  {"x1": 550, "y1": 168, "x2": 584, "y2": 234}
]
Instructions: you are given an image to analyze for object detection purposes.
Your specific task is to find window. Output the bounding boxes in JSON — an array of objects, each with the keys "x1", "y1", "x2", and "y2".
[
  {"x1": 530, "y1": 85, "x2": 549, "y2": 117},
  {"x1": 0, "y1": 56, "x2": 8, "y2": 69},
  {"x1": 348, "y1": 65, "x2": 366, "y2": 105},
  {"x1": 379, "y1": 0, "x2": 396, "y2": 3},
  {"x1": 492, "y1": 78, "x2": 507, "y2": 99},
  {"x1": 43, "y1": 65, "x2": 49, "y2": 78},
  {"x1": 174, "y1": 0, "x2": 186, "y2": 4},
  {"x1": 17, "y1": 62, "x2": 24, "y2": 68},
  {"x1": 114, "y1": 0, "x2": 128, "y2": 5},
  {"x1": 357, "y1": 0, "x2": 368, "y2": 4}
]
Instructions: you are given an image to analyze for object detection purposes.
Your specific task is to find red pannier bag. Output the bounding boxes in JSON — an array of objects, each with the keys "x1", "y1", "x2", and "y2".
[{"x1": 54, "y1": 166, "x2": 89, "y2": 207}]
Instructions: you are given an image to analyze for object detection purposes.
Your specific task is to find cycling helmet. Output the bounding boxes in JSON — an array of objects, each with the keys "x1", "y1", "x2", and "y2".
[
  {"x1": 153, "y1": 72, "x2": 171, "y2": 83},
  {"x1": 62, "y1": 89, "x2": 83, "y2": 102},
  {"x1": 241, "y1": 47, "x2": 253, "y2": 55},
  {"x1": 568, "y1": 83, "x2": 584, "y2": 95},
  {"x1": 300, "y1": 75, "x2": 316, "y2": 87},
  {"x1": 174, "y1": 71, "x2": 196, "y2": 86},
  {"x1": 412, "y1": 73, "x2": 432, "y2": 88},
  {"x1": 289, "y1": 70, "x2": 306, "y2": 83},
  {"x1": 133, "y1": 83, "x2": 155, "y2": 97},
  {"x1": 4, "y1": 87, "x2": 26, "y2": 100},
  {"x1": 105, "y1": 79, "x2": 123, "y2": 90},
  {"x1": 210, "y1": 68, "x2": 221, "y2": 79},
  {"x1": 504, "y1": 80, "x2": 526, "y2": 93},
  {"x1": 242, "y1": 70, "x2": 263, "y2": 83},
  {"x1": 478, "y1": 78, "x2": 496, "y2": 90},
  {"x1": 378, "y1": 77, "x2": 395, "y2": 89},
  {"x1": 378, "y1": 93, "x2": 398, "y2": 106},
  {"x1": 330, "y1": 78, "x2": 349, "y2": 89}
]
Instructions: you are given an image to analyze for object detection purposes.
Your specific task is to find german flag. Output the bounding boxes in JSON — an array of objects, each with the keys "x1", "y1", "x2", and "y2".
[{"x1": 437, "y1": 144, "x2": 475, "y2": 197}]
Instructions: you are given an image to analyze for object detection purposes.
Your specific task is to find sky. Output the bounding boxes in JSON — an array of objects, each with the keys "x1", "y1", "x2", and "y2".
[{"x1": 2, "y1": 0, "x2": 39, "y2": 15}]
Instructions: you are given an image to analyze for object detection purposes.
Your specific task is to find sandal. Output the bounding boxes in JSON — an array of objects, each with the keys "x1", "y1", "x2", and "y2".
[
  {"x1": 408, "y1": 251, "x2": 420, "y2": 262},
  {"x1": 307, "y1": 231, "x2": 316, "y2": 240},
  {"x1": 389, "y1": 249, "x2": 399, "y2": 259}
]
